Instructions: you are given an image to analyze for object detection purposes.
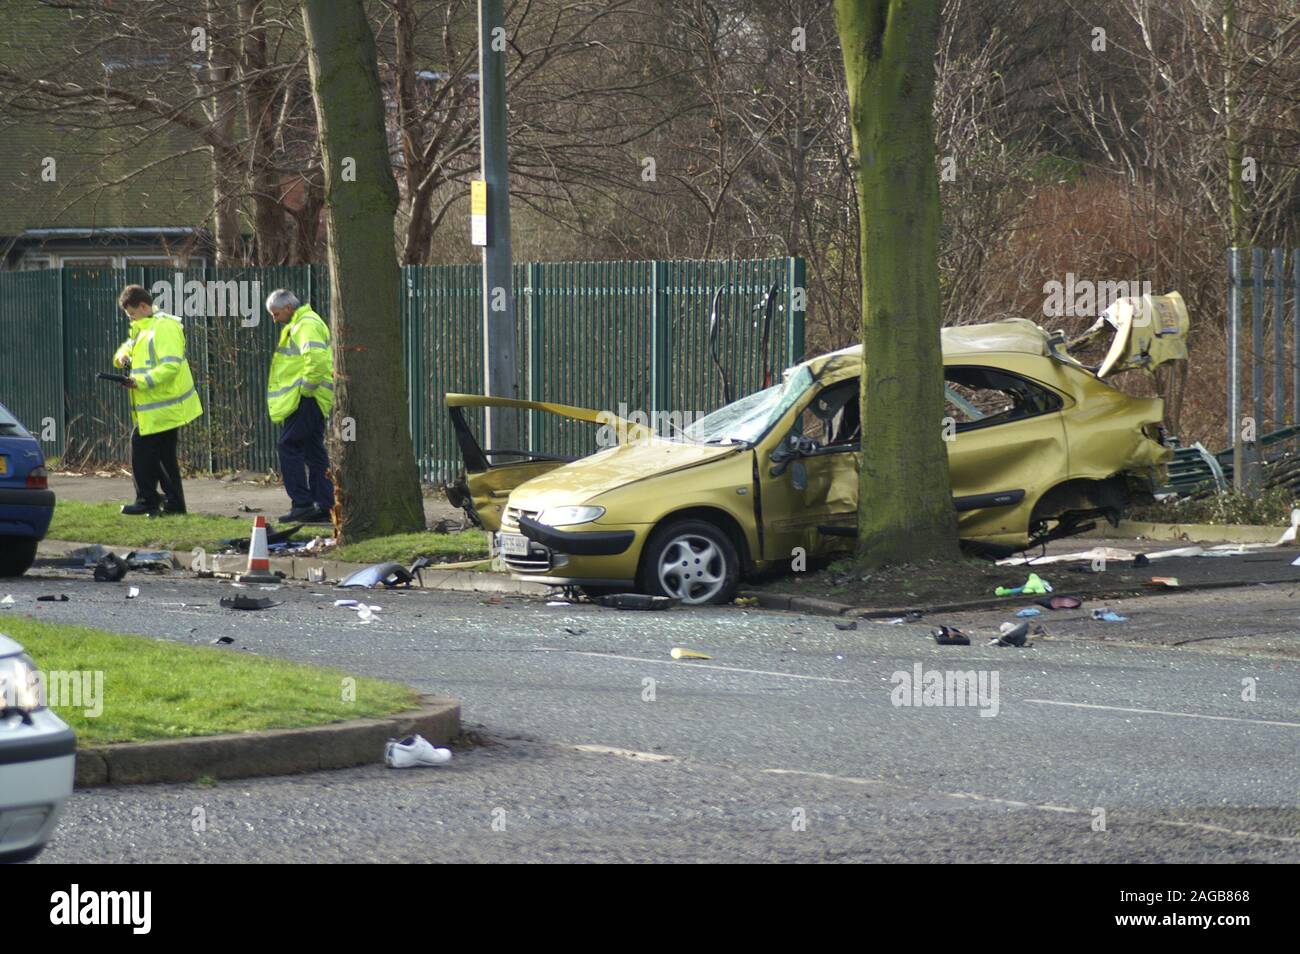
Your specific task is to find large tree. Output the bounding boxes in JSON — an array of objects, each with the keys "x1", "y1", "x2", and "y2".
[
  {"x1": 302, "y1": 0, "x2": 425, "y2": 540},
  {"x1": 833, "y1": 0, "x2": 959, "y2": 566}
]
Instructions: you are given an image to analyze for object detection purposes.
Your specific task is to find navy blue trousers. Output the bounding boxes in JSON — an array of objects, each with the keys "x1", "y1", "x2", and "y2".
[{"x1": 277, "y1": 398, "x2": 334, "y2": 511}]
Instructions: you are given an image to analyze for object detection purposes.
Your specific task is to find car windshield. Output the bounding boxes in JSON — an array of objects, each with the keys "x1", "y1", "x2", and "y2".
[{"x1": 684, "y1": 367, "x2": 814, "y2": 444}]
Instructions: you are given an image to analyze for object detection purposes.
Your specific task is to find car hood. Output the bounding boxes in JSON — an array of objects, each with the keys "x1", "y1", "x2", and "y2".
[{"x1": 509, "y1": 438, "x2": 744, "y2": 510}]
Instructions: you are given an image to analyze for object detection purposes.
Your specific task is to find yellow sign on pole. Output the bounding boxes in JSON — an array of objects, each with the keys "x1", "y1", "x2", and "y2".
[{"x1": 470, "y1": 180, "x2": 487, "y2": 246}]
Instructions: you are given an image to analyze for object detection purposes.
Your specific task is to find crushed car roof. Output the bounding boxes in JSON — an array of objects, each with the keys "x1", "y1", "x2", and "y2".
[{"x1": 799, "y1": 318, "x2": 1052, "y2": 373}]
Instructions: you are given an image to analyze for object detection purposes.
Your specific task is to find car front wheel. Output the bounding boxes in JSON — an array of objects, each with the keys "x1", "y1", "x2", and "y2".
[
  {"x1": 0, "y1": 537, "x2": 38, "y2": 577},
  {"x1": 640, "y1": 519, "x2": 739, "y2": 605}
]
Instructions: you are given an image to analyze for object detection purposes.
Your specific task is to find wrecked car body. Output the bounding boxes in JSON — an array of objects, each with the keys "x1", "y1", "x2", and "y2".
[{"x1": 447, "y1": 292, "x2": 1188, "y2": 605}]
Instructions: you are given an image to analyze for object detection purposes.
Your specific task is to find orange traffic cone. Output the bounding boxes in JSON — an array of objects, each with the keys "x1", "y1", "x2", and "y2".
[{"x1": 236, "y1": 515, "x2": 280, "y2": 584}]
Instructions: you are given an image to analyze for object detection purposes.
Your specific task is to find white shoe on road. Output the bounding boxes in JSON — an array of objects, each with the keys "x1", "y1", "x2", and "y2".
[{"x1": 385, "y1": 735, "x2": 452, "y2": 768}]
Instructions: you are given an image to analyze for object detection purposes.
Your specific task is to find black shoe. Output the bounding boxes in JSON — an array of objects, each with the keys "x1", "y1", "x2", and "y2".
[
  {"x1": 308, "y1": 505, "x2": 333, "y2": 523},
  {"x1": 161, "y1": 504, "x2": 187, "y2": 516},
  {"x1": 121, "y1": 502, "x2": 159, "y2": 516},
  {"x1": 279, "y1": 505, "x2": 319, "y2": 522}
]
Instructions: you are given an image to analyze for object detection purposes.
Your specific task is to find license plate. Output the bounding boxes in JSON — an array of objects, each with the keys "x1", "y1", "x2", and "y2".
[{"x1": 499, "y1": 532, "x2": 530, "y2": 557}]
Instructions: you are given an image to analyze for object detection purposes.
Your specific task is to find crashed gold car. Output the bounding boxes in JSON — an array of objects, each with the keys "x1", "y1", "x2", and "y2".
[{"x1": 446, "y1": 292, "x2": 1188, "y2": 605}]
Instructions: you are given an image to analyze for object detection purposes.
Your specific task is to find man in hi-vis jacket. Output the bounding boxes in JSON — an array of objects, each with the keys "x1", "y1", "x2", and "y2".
[
  {"x1": 264, "y1": 288, "x2": 335, "y2": 523},
  {"x1": 113, "y1": 284, "x2": 202, "y2": 516}
]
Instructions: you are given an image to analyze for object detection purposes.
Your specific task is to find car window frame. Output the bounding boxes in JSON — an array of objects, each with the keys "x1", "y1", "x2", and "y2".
[{"x1": 944, "y1": 363, "x2": 1064, "y2": 434}]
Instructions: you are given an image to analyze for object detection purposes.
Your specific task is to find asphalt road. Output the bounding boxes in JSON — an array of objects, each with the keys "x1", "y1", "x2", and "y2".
[{"x1": 4, "y1": 567, "x2": 1297, "y2": 863}]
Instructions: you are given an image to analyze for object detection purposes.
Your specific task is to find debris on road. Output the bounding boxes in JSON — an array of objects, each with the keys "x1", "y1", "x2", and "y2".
[
  {"x1": 1091, "y1": 608, "x2": 1128, "y2": 622},
  {"x1": 219, "y1": 595, "x2": 279, "y2": 611},
  {"x1": 995, "y1": 572, "x2": 1052, "y2": 597},
  {"x1": 1015, "y1": 607, "x2": 1042, "y2": 617},
  {"x1": 733, "y1": 596, "x2": 759, "y2": 607},
  {"x1": 932, "y1": 625, "x2": 971, "y2": 646},
  {"x1": 210, "y1": 636, "x2": 235, "y2": 645},
  {"x1": 834, "y1": 620, "x2": 858, "y2": 631},
  {"x1": 337, "y1": 557, "x2": 430, "y2": 589},
  {"x1": 1034, "y1": 595, "x2": 1082, "y2": 610},
  {"x1": 385, "y1": 734, "x2": 451, "y2": 768},
  {"x1": 126, "y1": 586, "x2": 140, "y2": 599},
  {"x1": 36, "y1": 594, "x2": 69, "y2": 602},
  {"x1": 125, "y1": 550, "x2": 176, "y2": 571},
  {"x1": 92, "y1": 553, "x2": 128, "y2": 582},
  {"x1": 597, "y1": 593, "x2": 680, "y2": 610},
  {"x1": 65, "y1": 544, "x2": 111, "y2": 566},
  {"x1": 670, "y1": 647, "x2": 711, "y2": 660},
  {"x1": 991, "y1": 621, "x2": 1031, "y2": 647},
  {"x1": 1148, "y1": 576, "x2": 1181, "y2": 588},
  {"x1": 0, "y1": 595, "x2": 14, "y2": 606}
]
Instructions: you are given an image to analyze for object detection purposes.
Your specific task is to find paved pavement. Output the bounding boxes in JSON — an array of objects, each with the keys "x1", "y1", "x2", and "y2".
[
  {"x1": 4, "y1": 564, "x2": 1296, "y2": 863},
  {"x1": 49, "y1": 474, "x2": 462, "y2": 525}
]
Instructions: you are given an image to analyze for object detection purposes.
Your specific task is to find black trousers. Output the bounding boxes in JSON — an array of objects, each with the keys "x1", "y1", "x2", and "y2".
[
  {"x1": 131, "y1": 426, "x2": 186, "y2": 511},
  {"x1": 277, "y1": 398, "x2": 334, "y2": 511}
]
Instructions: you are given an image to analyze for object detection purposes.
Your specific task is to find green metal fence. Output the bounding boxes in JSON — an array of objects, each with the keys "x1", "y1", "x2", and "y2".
[{"x1": 0, "y1": 258, "x2": 805, "y2": 484}]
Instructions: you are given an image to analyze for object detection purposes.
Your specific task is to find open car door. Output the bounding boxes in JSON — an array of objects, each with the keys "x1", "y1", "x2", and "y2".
[
  {"x1": 444, "y1": 394, "x2": 651, "y2": 532},
  {"x1": 1071, "y1": 291, "x2": 1190, "y2": 378}
]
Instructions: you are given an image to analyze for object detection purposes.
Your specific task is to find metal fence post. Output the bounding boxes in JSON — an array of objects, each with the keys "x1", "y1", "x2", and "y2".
[
  {"x1": 1248, "y1": 247, "x2": 1265, "y2": 494},
  {"x1": 1273, "y1": 247, "x2": 1286, "y2": 429},
  {"x1": 526, "y1": 262, "x2": 543, "y2": 452},
  {"x1": 786, "y1": 256, "x2": 806, "y2": 367},
  {"x1": 651, "y1": 260, "x2": 670, "y2": 416},
  {"x1": 1228, "y1": 247, "x2": 1242, "y2": 489}
]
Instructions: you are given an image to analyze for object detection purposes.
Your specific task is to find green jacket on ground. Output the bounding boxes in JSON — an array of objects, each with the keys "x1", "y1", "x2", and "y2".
[
  {"x1": 267, "y1": 303, "x2": 334, "y2": 423},
  {"x1": 112, "y1": 312, "x2": 203, "y2": 436}
]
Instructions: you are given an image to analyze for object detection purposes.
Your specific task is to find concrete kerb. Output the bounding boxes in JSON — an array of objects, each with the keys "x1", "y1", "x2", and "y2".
[
  {"x1": 37, "y1": 539, "x2": 549, "y2": 597},
  {"x1": 73, "y1": 695, "x2": 461, "y2": 787}
]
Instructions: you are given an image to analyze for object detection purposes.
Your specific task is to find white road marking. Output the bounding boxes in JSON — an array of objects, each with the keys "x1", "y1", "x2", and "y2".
[
  {"x1": 573, "y1": 744, "x2": 676, "y2": 762},
  {"x1": 539, "y1": 648, "x2": 857, "y2": 684},
  {"x1": 763, "y1": 768, "x2": 1300, "y2": 845},
  {"x1": 1025, "y1": 698, "x2": 1300, "y2": 729}
]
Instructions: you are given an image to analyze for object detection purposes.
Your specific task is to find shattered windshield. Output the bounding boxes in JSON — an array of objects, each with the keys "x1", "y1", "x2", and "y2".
[{"x1": 684, "y1": 367, "x2": 814, "y2": 445}]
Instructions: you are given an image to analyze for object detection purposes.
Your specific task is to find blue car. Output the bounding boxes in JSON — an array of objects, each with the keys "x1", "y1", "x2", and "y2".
[{"x1": 0, "y1": 402, "x2": 54, "y2": 577}]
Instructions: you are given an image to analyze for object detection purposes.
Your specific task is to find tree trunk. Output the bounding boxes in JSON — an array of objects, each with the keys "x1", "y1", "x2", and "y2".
[
  {"x1": 302, "y1": 0, "x2": 425, "y2": 540},
  {"x1": 206, "y1": 0, "x2": 240, "y2": 265},
  {"x1": 833, "y1": 0, "x2": 959, "y2": 566}
]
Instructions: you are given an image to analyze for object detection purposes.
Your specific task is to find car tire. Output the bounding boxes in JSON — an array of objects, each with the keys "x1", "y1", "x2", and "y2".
[
  {"x1": 0, "y1": 537, "x2": 38, "y2": 577},
  {"x1": 0, "y1": 842, "x2": 46, "y2": 863},
  {"x1": 639, "y1": 518, "x2": 740, "y2": 605}
]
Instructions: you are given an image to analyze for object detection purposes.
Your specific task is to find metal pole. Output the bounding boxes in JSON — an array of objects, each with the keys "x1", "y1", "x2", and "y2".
[
  {"x1": 1250, "y1": 247, "x2": 1265, "y2": 494},
  {"x1": 478, "y1": 0, "x2": 519, "y2": 454},
  {"x1": 1274, "y1": 247, "x2": 1285, "y2": 431},
  {"x1": 1228, "y1": 247, "x2": 1242, "y2": 490}
]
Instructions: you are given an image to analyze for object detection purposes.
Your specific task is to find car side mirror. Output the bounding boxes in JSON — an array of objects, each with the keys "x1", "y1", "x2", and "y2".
[{"x1": 769, "y1": 433, "x2": 800, "y2": 476}]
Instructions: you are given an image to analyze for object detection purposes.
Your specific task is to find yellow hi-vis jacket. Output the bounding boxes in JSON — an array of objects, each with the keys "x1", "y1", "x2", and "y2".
[
  {"x1": 267, "y1": 303, "x2": 334, "y2": 423},
  {"x1": 112, "y1": 312, "x2": 203, "y2": 436}
]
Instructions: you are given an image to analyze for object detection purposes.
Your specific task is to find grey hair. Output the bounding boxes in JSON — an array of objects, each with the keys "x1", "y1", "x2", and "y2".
[{"x1": 265, "y1": 288, "x2": 300, "y2": 313}]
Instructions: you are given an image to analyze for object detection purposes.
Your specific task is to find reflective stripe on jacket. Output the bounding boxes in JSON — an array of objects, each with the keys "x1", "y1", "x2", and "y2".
[
  {"x1": 267, "y1": 304, "x2": 334, "y2": 423},
  {"x1": 112, "y1": 312, "x2": 203, "y2": 436}
]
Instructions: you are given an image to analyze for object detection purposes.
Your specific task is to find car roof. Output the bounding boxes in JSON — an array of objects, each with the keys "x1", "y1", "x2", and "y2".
[
  {"x1": 0, "y1": 633, "x2": 24, "y2": 657},
  {"x1": 796, "y1": 318, "x2": 1054, "y2": 374}
]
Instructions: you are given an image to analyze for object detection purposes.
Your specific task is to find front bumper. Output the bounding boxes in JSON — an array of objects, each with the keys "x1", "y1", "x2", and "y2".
[
  {"x1": 496, "y1": 516, "x2": 646, "y2": 584},
  {"x1": 517, "y1": 515, "x2": 635, "y2": 556},
  {"x1": 0, "y1": 709, "x2": 76, "y2": 859}
]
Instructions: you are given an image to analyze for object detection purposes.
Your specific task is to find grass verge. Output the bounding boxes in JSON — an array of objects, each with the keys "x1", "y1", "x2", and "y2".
[
  {"x1": 3, "y1": 617, "x2": 419, "y2": 746},
  {"x1": 46, "y1": 500, "x2": 489, "y2": 565}
]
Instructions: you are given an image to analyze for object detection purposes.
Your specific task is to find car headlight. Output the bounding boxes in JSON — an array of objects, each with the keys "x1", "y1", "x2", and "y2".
[
  {"x1": 536, "y1": 506, "x2": 606, "y2": 527},
  {"x1": 0, "y1": 653, "x2": 44, "y2": 713}
]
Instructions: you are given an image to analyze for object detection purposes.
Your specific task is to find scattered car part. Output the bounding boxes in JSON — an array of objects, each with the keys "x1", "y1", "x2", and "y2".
[
  {"x1": 596, "y1": 593, "x2": 680, "y2": 610},
  {"x1": 932, "y1": 626, "x2": 971, "y2": 646},
  {"x1": 670, "y1": 647, "x2": 711, "y2": 660},
  {"x1": 834, "y1": 620, "x2": 858, "y2": 631},
  {"x1": 1091, "y1": 608, "x2": 1128, "y2": 622},
  {"x1": 337, "y1": 557, "x2": 431, "y2": 589},
  {"x1": 125, "y1": 550, "x2": 176, "y2": 571},
  {"x1": 992, "y1": 621, "x2": 1031, "y2": 647},
  {"x1": 1034, "y1": 595, "x2": 1082, "y2": 610},
  {"x1": 92, "y1": 554, "x2": 128, "y2": 582},
  {"x1": 219, "y1": 595, "x2": 278, "y2": 611},
  {"x1": 36, "y1": 595, "x2": 68, "y2": 602}
]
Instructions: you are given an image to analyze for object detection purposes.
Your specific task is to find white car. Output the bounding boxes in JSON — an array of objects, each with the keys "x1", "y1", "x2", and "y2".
[{"x1": 0, "y1": 633, "x2": 75, "y2": 862}]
